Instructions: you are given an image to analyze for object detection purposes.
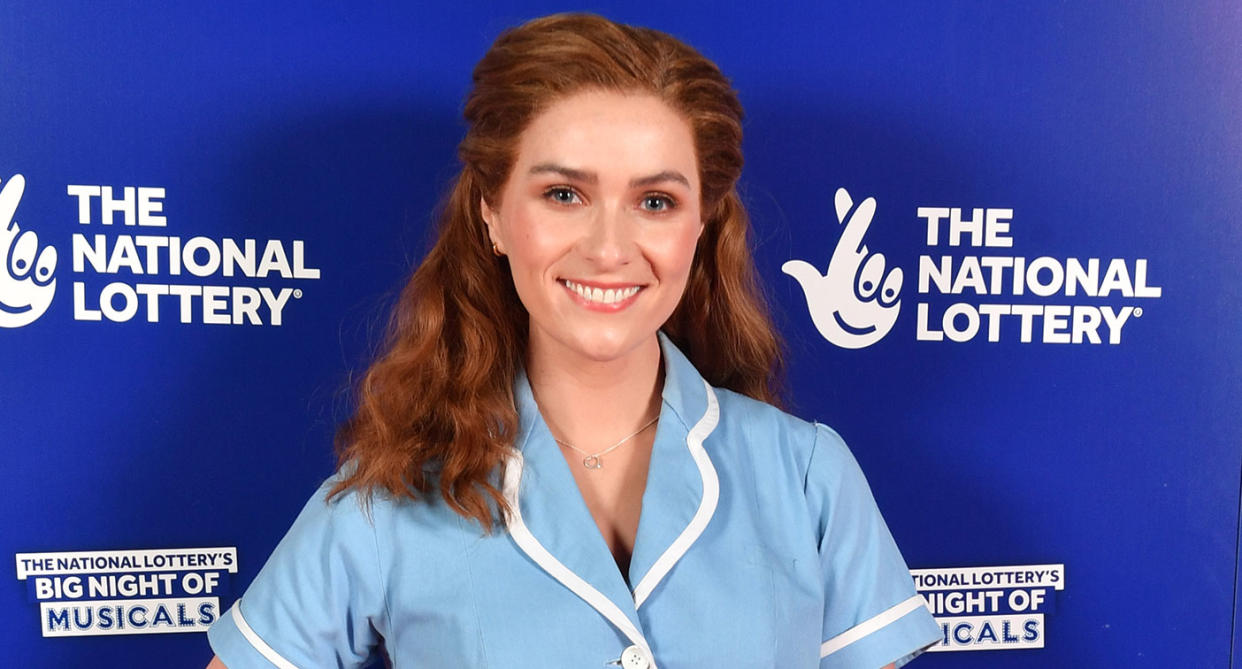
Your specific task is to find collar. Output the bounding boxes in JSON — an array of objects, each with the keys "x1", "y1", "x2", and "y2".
[{"x1": 502, "y1": 331, "x2": 721, "y2": 664}]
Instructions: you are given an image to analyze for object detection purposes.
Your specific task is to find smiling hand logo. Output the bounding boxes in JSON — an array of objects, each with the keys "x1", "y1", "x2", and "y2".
[
  {"x1": 0, "y1": 175, "x2": 57, "y2": 328},
  {"x1": 783, "y1": 188, "x2": 902, "y2": 349}
]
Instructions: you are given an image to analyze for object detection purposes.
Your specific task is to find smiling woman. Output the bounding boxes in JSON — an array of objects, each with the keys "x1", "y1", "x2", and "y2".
[
  {"x1": 480, "y1": 90, "x2": 704, "y2": 370},
  {"x1": 204, "y1": 12, "x2": 938, "y2": 669}
]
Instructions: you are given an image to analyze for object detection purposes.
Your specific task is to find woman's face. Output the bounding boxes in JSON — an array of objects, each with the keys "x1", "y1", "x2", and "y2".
[{"x1": 481, "y1": 89, "x2": 703, "y2": 365}]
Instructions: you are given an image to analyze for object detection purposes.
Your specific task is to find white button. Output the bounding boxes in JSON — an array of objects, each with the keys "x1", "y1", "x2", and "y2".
[{"x1": 620, "y1": 645, "x2": 650, "y2": 669}]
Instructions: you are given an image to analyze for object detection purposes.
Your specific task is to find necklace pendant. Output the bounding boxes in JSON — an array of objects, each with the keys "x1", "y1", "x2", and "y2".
[{"x1": 583, "y1": 455, "x2": 602, "y2": 469}]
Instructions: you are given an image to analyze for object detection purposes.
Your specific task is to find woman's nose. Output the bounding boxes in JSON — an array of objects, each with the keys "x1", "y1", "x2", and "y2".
[{"x1": 577, "y1": 204, "x2": 634, "y2": 267}]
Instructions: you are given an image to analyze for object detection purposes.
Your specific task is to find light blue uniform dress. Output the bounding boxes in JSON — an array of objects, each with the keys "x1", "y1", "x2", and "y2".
[{"x1": 208, "y1": 333, "x2": 940, "y2": 668}]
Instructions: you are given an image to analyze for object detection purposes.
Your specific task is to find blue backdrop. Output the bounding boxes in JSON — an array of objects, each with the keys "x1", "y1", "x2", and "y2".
[{"x1": 2, "y1": 2, "x2": 1239, "y2": 666}]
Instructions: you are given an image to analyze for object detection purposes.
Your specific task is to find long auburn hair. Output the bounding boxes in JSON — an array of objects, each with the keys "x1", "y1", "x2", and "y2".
[{"x1": 330, "y1": 13, "x2": 784, "y2": 532}]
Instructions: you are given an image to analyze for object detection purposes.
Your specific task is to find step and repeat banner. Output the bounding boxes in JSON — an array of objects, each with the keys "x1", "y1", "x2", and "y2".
[{"x1": 3, "y1": 2, "x2": 1239, "y2": 667}]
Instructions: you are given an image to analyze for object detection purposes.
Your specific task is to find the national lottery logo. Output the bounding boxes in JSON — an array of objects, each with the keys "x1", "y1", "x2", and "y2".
[
  {"x1": 0, "y1": 175, "x2": 58, "y2": 327},
  {"x1": 910, "y1": 563, "x2": 1066, "y2": 652},
  {"x1": 15, "y1": 547, "x2": 238, "y2": 637},
  {"x1": 0, "y1": 174, "x2": 320, "y2": 328},
  {"x1": 786, "y1": 188, "x2": 1162, "y2": 348},
  {"x1": 783, "y1": 188, "x2": 903, "y2": 349}
]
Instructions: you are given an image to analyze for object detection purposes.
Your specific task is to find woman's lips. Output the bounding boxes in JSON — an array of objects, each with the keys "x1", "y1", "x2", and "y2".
[{"x1": 560, "y1": 279, "x2": 644, "y2": 311}]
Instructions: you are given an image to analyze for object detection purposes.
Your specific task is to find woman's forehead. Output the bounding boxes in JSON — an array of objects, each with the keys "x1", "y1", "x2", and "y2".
[{"x1": 509, "y1": 90, "x2": 699, "y2": 190}]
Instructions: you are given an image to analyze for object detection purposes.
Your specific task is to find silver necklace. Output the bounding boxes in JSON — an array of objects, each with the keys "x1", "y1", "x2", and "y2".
[{"x1": 552, "y1": 415, "x2": 659, "y2": 470}]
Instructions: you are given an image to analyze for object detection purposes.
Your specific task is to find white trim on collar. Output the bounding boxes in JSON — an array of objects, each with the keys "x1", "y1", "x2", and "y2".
[
  {"x1": 501, "y1": 373, "x2": 722, "y2": 669},
  {"x1": 632, "y1": 378, "x2": 720, "y2": 608},
  {"x1": 502, "y1": 453, "x2": 657, "y2": 667}
]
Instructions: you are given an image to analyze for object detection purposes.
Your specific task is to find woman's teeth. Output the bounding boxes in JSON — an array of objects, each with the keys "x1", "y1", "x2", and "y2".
[{"x1": 563, "y1": 280, "x2": 640, "y2": 304}]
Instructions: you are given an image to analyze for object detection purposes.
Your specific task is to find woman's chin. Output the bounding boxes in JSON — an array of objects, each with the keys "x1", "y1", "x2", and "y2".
[
  {"x1": 573, "y1": 335, "x2": 647, "y2": 364},
  {"x1": 538, "y1": 329, "x2": 659, "y2": 367}
]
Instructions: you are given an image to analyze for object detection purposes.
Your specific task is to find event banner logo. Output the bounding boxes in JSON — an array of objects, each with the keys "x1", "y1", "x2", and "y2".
[
  {"x1": 0, "y1": 175, "x2": 57, "y2": 327},
  {"x1": 0, "y1": 173, "x2": 320, "y2": 328},
  {"x1": 786, "y1": 189, "x2": 1161, "y2": 348},
  {"x1": 783, "y1": 188, "x2": 902, "y2": 349},
  {"x1": 15, "y1": 547, "x2": 237, "y2": 637},
  {"x1": 911, "y1": 563, "x2": 1065, "y2": 652}
]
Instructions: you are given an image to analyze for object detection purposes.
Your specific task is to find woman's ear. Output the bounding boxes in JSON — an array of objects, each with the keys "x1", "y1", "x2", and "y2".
[
  {"x1": 480, "y1": 196, "x2": 504, "y2": 255},
  {"x1": 479, "y1": 196, "x2": 494, "y2": 227}
]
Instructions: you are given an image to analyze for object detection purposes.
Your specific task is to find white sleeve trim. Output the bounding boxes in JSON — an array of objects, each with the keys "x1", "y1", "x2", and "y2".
[
  {"x1": 231, "y1": 601, "x2": 301, "y2": 669},
  {"x1": 819, "y1": 595, "x2": 928, "y2": 659}
]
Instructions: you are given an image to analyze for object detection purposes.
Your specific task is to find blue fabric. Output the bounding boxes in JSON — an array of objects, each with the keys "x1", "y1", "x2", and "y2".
[{"x1": 208, "y1": 332, "x2": 940, "y2": 668}]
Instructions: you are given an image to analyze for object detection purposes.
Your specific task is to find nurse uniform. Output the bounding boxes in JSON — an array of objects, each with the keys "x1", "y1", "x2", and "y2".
[{"x1": 208, "y1": 332, "x2": 941, "y2": 668}]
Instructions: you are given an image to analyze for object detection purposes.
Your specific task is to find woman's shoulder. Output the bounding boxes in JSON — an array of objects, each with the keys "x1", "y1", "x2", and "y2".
[
  {"x1": 307, "y1": 467, "x2": 482, "y2": 540},
  {"x1": 709, "y1": 386, "x2": 834, "y2": 480},
  {"x1": 288, "y1": 468, "x2": 422, "y2": 536},
  {"x1": 281, "y1": 474, "x2": 383, "y2": 540},
  {"x1": 711, "y1": 385, "x2": 830, "y2": 437},
  {"x1": 265, "y1": 471, "x2": 472, "y2": 582},
  {"x1": 711, "y1": 385, "x2": 808, "y2": 425}
]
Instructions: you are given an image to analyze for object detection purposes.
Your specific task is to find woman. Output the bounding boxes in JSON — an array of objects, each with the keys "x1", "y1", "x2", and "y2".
[{"x1": 207, "y1": 12, "x2": 939, "y2": 669}]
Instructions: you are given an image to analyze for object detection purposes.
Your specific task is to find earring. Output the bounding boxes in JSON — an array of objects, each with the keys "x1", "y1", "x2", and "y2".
[{"x1": 491, "y1": 242, "x2": 503, "y2": 257}]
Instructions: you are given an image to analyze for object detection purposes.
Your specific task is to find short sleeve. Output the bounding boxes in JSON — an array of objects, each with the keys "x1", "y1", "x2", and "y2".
[
  {"x1": 805, "y1": 424, "x2": 941, "y2": 668},
  {"x1": 207, "y1": 479, "x2": 387, "y2": 668}
]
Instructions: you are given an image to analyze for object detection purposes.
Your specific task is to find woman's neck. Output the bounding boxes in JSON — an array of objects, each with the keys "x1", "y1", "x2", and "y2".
[{"x1": 525, "y1": 334, "x2": 664, "y2": 450}]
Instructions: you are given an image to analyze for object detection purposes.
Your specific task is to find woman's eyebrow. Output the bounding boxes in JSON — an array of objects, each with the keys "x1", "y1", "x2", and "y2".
[
  {"x1": 527, "y1": 163, "x2": 691, "y2": 189},
  {"x1": 631, "y1": 170, "x2": 691, "y2": 189}
]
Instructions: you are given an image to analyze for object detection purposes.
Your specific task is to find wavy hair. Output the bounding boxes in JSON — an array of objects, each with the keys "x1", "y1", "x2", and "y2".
[{"x1": 330, "y1": 13, "x2": 784, "y2": 531}]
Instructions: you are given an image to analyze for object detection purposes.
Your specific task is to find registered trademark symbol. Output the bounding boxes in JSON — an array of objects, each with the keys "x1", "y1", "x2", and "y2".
[
  {"x1": 293, "y1": 289, "x2": 303, "y2": 299},
  {"x1": 1134, "y1": 307, "x2": 1143, "y2": 317}
]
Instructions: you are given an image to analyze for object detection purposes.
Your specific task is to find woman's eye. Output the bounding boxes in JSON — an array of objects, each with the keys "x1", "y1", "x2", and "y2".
[
  {"x1": 544, "y1": 187, "x2": 581, "y2": 205},
  {"x1": 641, "y1": 194, "x2": 675, "y2": 212}
]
